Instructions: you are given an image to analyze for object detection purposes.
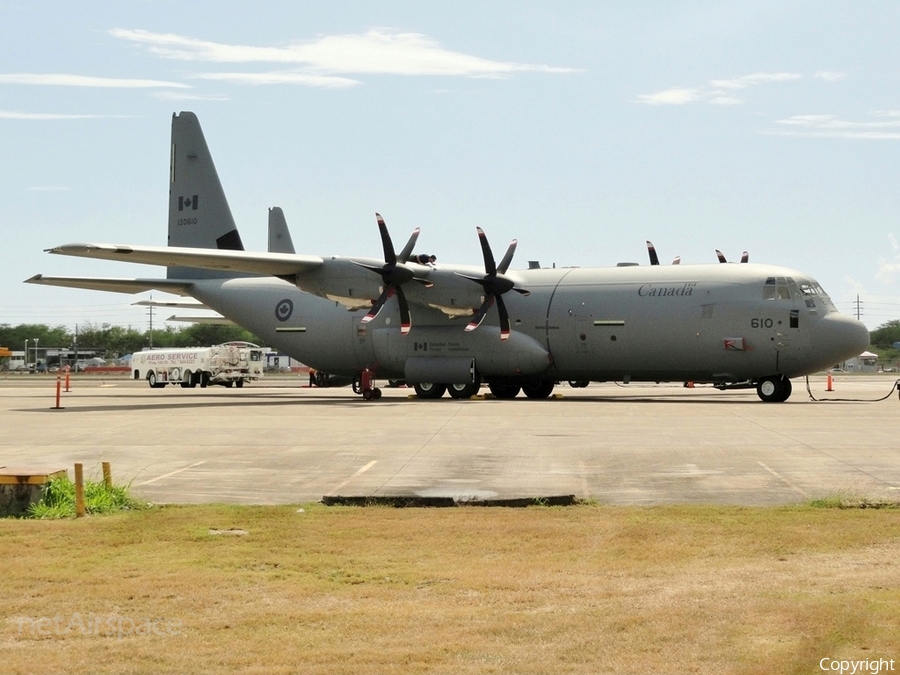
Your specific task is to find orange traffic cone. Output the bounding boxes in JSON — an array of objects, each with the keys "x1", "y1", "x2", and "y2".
[{"x1": 826, "y1": 374, "x2": 834, "y2": 392}]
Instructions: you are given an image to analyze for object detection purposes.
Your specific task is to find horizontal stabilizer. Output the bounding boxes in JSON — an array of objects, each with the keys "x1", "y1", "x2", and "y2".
[
  {"x1": 133, "y1": 299, "x2": 209, "y2": 309},
  {"x1": 165, "y1": 315, "x2": 233, "y2": 325},
  {"x1": 46, "y1": 243, "x2": 323, "y2": 277},
  {"x1": 24, "y1": 274, "x2": 193, "y2": 296}
]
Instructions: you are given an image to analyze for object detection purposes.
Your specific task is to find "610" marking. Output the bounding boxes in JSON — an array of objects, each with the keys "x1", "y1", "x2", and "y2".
[{"x1": 750, "y1": 318, "x2": 774, "y2": 328}]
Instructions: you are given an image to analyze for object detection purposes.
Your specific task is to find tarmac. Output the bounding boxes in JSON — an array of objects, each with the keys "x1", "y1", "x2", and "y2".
[{"x1": 1, "y1": 373, "x2": 899, "y2": 507}]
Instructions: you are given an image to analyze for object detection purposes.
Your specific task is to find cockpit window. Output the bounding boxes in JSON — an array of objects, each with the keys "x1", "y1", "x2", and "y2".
[
  {"x1": 776, "y1": 277, "x2": 791, "y2": 300},
  {"x1": 785, "y1": 277, "x2": 800, "y2": 300},
  {"x1": 763, "y1": 277, "x2": 777, "y2": 300},
  {"x1": 797, "y1": 279, "x2": 837, "y2": 312}
]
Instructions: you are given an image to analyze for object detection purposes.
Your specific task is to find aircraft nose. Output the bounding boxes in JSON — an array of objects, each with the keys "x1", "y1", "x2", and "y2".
[{"x1": 813, "y1": 312, "x2": 870, "y2": 364}]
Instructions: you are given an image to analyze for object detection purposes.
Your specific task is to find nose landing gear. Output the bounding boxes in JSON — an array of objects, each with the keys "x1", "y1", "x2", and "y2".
[{"x1": 756, "y1": 375, "x2": 792, "y2": 402}]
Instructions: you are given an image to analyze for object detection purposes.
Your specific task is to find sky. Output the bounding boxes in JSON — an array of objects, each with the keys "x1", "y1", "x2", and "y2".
[{"x1": 2, "y1": 1, "x2": 899, "y2": 332}]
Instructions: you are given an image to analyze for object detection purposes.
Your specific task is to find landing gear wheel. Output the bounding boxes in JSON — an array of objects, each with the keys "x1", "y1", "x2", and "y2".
[
  {"x1": 414, "y1": 382, "x2": 447, "y2": 399},
  {"x1": 523, "y1": 380, "x2": 555, "y2": 399},
  {"x1": 756, "y1": 376, "x2": 791, "y2": 402},
  {"x1": 488, "y1": 382, "x2": 521, "y2": 399},
  {"x1": 363, "y1": 387, "x2": 382, "y2": 400},
  {"x1": 448, "y1": 378, "x2": 480, "y2": 399},
  {"x1": 568, "y1": 380, "x2": 589, "y2": 388}
]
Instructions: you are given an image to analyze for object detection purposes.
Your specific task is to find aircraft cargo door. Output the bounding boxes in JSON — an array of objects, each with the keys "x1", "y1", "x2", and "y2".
[{"x1": 545, "y1": 281, "x2": 633, "y2": 378}]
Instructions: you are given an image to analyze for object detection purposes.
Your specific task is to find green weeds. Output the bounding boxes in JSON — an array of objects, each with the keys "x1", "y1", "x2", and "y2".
[{"x1": 27, "y1": 474, "x2": 147, "y2": 519}]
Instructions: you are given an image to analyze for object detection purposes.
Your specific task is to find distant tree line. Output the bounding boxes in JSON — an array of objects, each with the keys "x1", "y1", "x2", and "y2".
[
  {"x1": 869, "y1": 320, "x2": 900, "y2": 348},
  {"x1": 0, "y1": 322, "x2": 263, "y2": 359}
]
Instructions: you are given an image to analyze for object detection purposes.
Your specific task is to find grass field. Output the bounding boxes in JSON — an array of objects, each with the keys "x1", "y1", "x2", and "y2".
[{"x1": 2, "y1": 503, "x2": 899, "y2": 674}]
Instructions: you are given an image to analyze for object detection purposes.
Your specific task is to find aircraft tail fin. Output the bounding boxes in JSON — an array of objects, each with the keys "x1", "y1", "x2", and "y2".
[
  {"x1": 268, "y1": 207, "x2": 296, "y2": 254},
  {"x1": 167, "y1": 111, "x2": 246, "y2": 279}
]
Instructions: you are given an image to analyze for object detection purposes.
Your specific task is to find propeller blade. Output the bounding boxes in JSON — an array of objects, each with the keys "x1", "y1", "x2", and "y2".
[
  {"x1": 475, "y1": 227, "x2": 498, "y2": 276},
  {"x1": 375, "y1": 213, "x2": 397, "y2": 266},
  {"x1": 396, "y1": 286, "x2": 411, "y2": 335},
  {"x1": 716, "y1": 249, "x2": 727, "y2": 264},
  {"x1": 496, "y1": 294, "x2": 511, "y2": 341},
  {"x1": 398, "y1": 228, "x2": 421, "y2": 262},
  {"x1": 672, "y1": 256, "x2": 681, "y2": 265},
  {"x1": 465, "y1": 296, "x2": 494, "y2": 333},
  {"x1": 361, "y1": 286, "x2": 394, "y2": 324},
  {"x1": 741, "y1": 251, "x2": 749, "y2": 263},
  {"x1": 497, "y1": 240, "x2": 518, "y2": 274},
  {"x1": 647, "y1": 241, "x2": 660, "y2": 266}
]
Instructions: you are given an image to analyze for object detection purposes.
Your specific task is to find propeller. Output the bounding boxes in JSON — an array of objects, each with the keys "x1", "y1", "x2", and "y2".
[
  {"x1": 458, "y1": 227, "x2": 530, "y2": 341},
  {"x1": 354, "y1": 213, "x2": 431, "y2": 335},
  {"x1": 715, "y1": 249, "x2": 749, "y2": 263},
  {"x1": 647, "y1": 241, "x2": 681, "y2": 265}
]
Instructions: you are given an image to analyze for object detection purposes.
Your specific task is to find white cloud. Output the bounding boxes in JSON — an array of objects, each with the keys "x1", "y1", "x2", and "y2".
[
  {"x1": 814, "y1": 71, "x2": 847, "y2": 82},
  {"x1": 636, "y1": 87, "x2": 701, "y2": 105},
  {"x1": 638, "y1": 71, "x2": 801, "y2": 106},
  {"x1": 0, "y1": 110, "x2": 127, "y2": 120},
  {"x1": 150, "y1": 91, "x2": 230, "y2": 102},
  {"x1": 876, "y1": 262, "x2": 900, "y2": 284},
  {"x1": 765, "y1": 114, "x2": 900, "y2": 139},
  {"x1": 109, "y1": 28, "x2": 580, "y2": 82},
  {"x1": 875, "y1": 234, "x2": 900, "y2": 285},
  {"x1": 192, "y1": 71, "x2": 359, "y2": 89},
  {"x1": 0, "y1": 73, "x2": 189, "y2": 88},
  {"x1": 709, "y1": 72, "x2": 801, "y2": 89}
]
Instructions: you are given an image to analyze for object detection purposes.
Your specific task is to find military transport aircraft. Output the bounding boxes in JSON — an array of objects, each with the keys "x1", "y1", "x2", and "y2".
[{"x1": 27, "y1": 112, "x2": 869, "y2": 402}]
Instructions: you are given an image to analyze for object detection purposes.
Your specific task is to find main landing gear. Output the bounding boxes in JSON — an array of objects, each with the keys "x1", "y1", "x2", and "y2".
[{"x1": 756, "y1": 375, "x2": 792, "y2": 403}]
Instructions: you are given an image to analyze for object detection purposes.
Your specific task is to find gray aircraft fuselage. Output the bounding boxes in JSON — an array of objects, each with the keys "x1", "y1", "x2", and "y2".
[{"x1": 187, "y1": 260, "x2": 866, "y2": 385}]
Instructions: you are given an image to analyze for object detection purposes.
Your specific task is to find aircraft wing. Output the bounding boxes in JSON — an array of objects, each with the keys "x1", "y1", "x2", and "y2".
[
  {"x1": 45, "y1": 243, "x2": 323, "y2": 277},
  {"x1": 24, "y1": 274, "x2": 195, "y2": 296}
]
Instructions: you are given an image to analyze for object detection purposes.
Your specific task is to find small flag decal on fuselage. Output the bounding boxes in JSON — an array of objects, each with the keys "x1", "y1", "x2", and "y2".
[{"x1": 179, "y1": 195, "x2": 199, "y2": 211}]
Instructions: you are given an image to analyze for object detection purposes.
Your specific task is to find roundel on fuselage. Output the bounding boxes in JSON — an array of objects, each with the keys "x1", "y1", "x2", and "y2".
[{"x1": 275, "y1": 299, "x2": 294, "y2": 322}]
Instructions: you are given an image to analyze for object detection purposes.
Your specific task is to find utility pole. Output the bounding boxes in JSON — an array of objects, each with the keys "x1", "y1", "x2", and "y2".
[
  {"x1": 147, "y1": 294, "x2": 154, "y2": 348},
  {"x1": 852, "y1": 295, "x2": 863, "y2": 321}
]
